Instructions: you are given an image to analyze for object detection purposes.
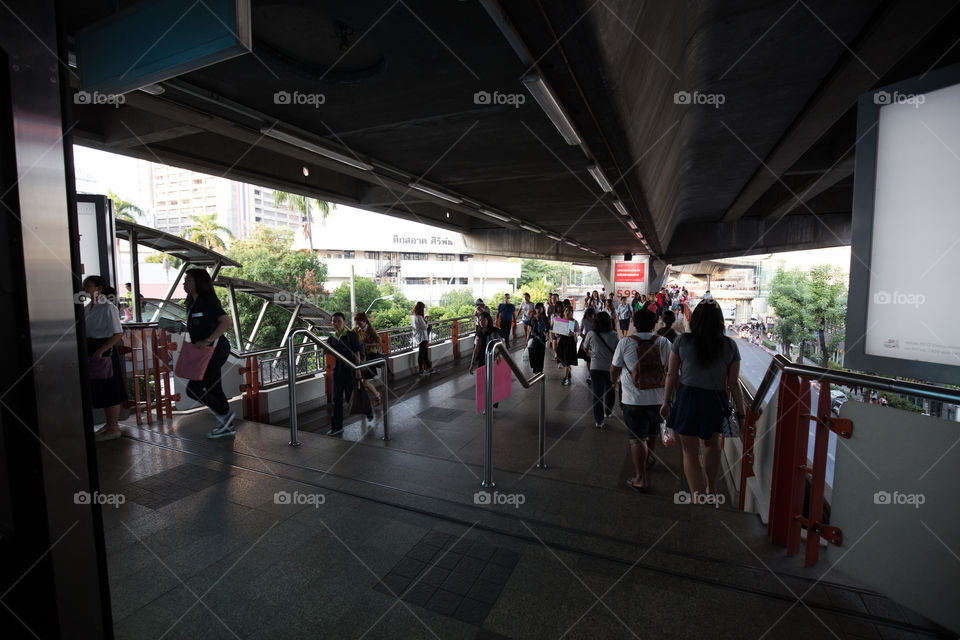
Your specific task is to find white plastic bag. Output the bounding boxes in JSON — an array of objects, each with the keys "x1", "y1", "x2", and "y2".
[
  {"x1": 661, "y1": 426, "x2": 676, "y2": 447},
  {"x1": 521, "y1": 348, "x2": 529, "y2": 364}
]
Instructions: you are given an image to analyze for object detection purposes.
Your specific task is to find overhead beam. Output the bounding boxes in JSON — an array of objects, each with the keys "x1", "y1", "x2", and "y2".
[
  {"x1": 723, "y1": 0, "x2": 956, "y2": 221},
  {"x1": 761, "y1": 153, "x2": 855, "y2": 221}
]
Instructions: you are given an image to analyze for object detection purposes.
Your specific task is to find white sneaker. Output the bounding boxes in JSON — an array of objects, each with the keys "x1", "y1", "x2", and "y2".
[{"x1": 207, "y1": 411, "x2": 236, "y2": 439}]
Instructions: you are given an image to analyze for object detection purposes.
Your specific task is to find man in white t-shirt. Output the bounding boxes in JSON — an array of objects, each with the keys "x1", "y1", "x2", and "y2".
[
  {"x1": 519, "y1": 292, "x2": 535, "y2": 343},
  {"x1": 611, "y1": 308, "x2": 671, "y2": 491}
]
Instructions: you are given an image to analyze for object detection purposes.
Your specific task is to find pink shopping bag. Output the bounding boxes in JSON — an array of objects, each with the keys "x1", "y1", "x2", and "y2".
[
  {"x1": 174, "y1": 341, "x2": 215, "y2": 381},
  {"x1": 476, "y1": 357, "x2": 512, "y2": 414}
]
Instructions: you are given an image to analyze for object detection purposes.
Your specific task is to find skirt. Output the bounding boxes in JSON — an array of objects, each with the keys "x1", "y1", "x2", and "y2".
[
  {"x1": 667, "y1": 383, "x2": 729, "y2": 440},
  {"x1": 362, "y1": 352, "x2": 385, "y2": 379},
  {"x1": 87, "y1": 337, "x2": 128, "y2": 409},
  {"x1": 556, "y1": 335, "x2": 578, "y2": 367}
]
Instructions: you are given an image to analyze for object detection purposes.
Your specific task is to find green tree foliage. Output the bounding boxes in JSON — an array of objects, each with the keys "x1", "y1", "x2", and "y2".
[
  {"x1": 182, "y1": 213, "x2": 234, "y2": 251},
  {"x1": 804, "y1": 265, "x2": 847, "y2": 368},
  {"x1": 109, "y1": 189, "x2": 144, "y2": 222},
  {"x1": 768, "y1": 266, "x2": 846, "y2": 365},
  {"x1": 439, "y1": 288, "x2": 477, "y2": 310},
  {"x1": 327, "y1": 277, "x2": 393, "y2": 318},
  {"x1": 222, "y1": 227, "x2": 327, "y2": 347},
  {"x1": 518, "y1": 259, "x2": 572, "y2": 289}
]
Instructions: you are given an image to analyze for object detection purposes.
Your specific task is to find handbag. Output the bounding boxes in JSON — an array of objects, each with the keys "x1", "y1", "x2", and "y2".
[
  {"x1": 174, "y1": 341, "x2": 216, "y2": 381},
  {"x1": 721, "y1": 413, "x2": 742, "y2": 438},
  {"x1": 349, "y1": 382, "x2": 373, "y2": 416},
  {"x1": 88, "y1": 355, "x2": 113, "y2": 380}
]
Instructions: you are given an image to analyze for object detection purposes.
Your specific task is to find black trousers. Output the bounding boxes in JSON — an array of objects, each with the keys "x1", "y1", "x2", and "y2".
[
  {"x1": 331, "y1": 373, "x2": 355, "y2": 430},
  {"x1": 499, "y1": 323, "x2": 512, "y2": 348},
  {"x1": 186, "y1": 337, "x2": 230, "y2": 415},
  {"x1": 417, "y1": 340, "x2": 431, "y2": 371},
  {"x1": 528, "y1": 339, "x2": 545, "y2": 374},
  {"x1": 590, "y1": 370, "x2": 615, "y2": 423}
]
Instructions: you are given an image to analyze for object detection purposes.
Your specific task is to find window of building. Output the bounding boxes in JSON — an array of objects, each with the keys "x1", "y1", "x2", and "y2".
[
  {"x1": 402, "y1": 252, "x2": 427, "y2": 261},
  {"x1": 343, "y1": 251, "x2": 355, "y2": 259},
  {"x1": 459, "y1": 254, "x2": 473, "y2": 262},
  {"x1": 458, "y1": 278, "x2": 469, "y2": 285},
  {"x1": 437, "y1": 253, "x2": 455, "y2": 261},
  {"x1": 365, "y1": 251, "x2": 380, "y2": 260},
  {"x1": 405, "y1": 277, "x2": 429, "y2": 285}
]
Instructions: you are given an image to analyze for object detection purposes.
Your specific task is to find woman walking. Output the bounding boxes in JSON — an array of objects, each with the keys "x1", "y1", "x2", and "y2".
[
  {"x1": 579, "y1": 307, "x2": 596, "y2": 384},
  {"x1": 353, "y1": 312, "x2": 383, "y2": 410},
  {"x1": 657, "y1": 310, "x2": 679, "y2": 343},
  {"x1": 411, "y1": 302, "x2": 435, "y2": 375},
  {"x1": 583, "y1": 311, "x2": 619, "y2": 428},
  {"x1": 660, "y1": 300, "x2": 746, "y2": 504},
  {"x1": 83, "y1": 276, "x2": 128, "y2": 442},
  {"x1": 554, "y1": 305, "x2": 580, "y2": 386},
  {"x1": 526, "y1": 303, "x2": 549, "y2": 374},
  {"x1": 617, "y1": 296, "x2": 633, "y2": 338},
  {"x1": 182, "y1": 268, "x2": 236, "y2": 439}
]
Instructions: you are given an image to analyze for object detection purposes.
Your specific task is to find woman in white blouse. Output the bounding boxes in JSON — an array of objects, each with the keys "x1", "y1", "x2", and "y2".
[
  {"x1": 411, "y1": 301, "x2": 436, "y2": 375},
  {"x1": 83, "y1": 276, "x2": 128, "y2": 441}
]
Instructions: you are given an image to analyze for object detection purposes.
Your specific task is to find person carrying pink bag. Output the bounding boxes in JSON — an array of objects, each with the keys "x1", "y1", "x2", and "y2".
[{"x1": 173, "y1": 269, "x2": 235, "y2": 439}]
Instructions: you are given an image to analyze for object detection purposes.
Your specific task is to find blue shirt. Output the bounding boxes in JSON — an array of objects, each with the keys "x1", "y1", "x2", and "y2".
[{"x1": 498, "y1": 303, "x2": 516, "y2": 325}]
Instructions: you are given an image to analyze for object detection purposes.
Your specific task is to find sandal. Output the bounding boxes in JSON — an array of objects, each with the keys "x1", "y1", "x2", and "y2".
[{"x1": 625, "y1": 479, "x2": 647, "y2": 493}]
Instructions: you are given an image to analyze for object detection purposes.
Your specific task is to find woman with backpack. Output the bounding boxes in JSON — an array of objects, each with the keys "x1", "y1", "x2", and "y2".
[
  {"x1": 660, "y1": 300, "x2": 746, "y2": 504},
  {"x1": 583, "y1": 312, "x2": 619, "y2": 428}
]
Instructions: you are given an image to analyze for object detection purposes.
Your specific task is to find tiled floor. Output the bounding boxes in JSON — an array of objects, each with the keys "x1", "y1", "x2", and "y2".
[{"x1": 94, "y1": 342, "x2": 950, "y2": 639}]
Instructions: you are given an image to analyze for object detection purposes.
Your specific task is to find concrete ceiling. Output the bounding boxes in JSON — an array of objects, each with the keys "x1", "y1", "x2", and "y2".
[{"x1": 65, "y1": 0, "x2": 960, "y2": 264}]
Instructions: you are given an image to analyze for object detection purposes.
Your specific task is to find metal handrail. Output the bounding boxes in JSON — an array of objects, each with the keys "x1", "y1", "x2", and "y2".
[
  {"x1": 481, "y1": 336, "x2": 546, "y2": 488},
  {"x1": 286, "y1": 328, "x2": 389, "y2": 446},
  {"x1": 749, "y1": 353, "x2": 960, "y2": 413}
]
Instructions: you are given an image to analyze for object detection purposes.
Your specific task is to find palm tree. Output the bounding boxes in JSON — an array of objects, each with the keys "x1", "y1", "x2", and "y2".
[
  {"x1": 108, "y1": 189, "x2": 144, "y2": 222},
  {"x1": 182, "y1": 213, "x2": 234, "y2": 251},
  {"x1": 273, "y1": 191, "x2": 334, "y2": 251}
]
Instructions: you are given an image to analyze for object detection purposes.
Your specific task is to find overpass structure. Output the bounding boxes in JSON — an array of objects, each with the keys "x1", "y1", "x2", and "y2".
[{"x1": 4, "y1": 2, "x2": 960, "y2": 639}]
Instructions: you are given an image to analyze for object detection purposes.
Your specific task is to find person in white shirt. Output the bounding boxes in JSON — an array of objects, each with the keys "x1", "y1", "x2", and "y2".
[
  {"x1": 611, "y1": 309, "x2": 671, "y2": 491},
  {"x1": 83, "y1": 275, "x2": 128, "y2": 442},
  {"x1": 411, "y1": 301, "x2": 435, "y2": 375},
  {"x1": 519, "y1": 292, "x2": 535, "y2": 343}
]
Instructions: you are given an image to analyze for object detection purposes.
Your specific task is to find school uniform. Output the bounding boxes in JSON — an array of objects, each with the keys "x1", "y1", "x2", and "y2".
[{"x1": 85, "y1": 296, "x2": 127, "y2": 408}]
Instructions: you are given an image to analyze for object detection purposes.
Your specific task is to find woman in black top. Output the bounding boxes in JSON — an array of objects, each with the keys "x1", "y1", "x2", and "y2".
[
  {"x1": 657, "y1": 310, "x2": 679, "y2": 343},
  {"x1": 527, "y1": 303, "x2": 549, "y2": 374},
  {"x1": 182, "y1": 268, "x2": 235, "y2": 439}
]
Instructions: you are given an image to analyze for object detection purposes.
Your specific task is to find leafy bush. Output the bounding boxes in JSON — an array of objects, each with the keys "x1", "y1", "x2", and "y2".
[{"x1": 762, "y1": 339, "x2": 777, "y2": 350}]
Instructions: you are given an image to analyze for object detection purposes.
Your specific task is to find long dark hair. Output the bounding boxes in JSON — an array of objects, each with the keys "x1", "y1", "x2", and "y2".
[
  {"x1": 593, "y1": 311, "x2": 613, "y2": 333},
  {"x1": 477, "y1": 311, "x2": 494, "y2": 336},
  {"x1": 412, "y1": 301, "x2": 425, "y2": 317},
  {"x1": 689, "y1": 300, "x2": 726, "y2": 363},
  {"x1": 186, "y1": 268, "x2": 216, "y2": 305},
  {"x1": 83, "y1": 275, "x2": 118, "y2": 306}
]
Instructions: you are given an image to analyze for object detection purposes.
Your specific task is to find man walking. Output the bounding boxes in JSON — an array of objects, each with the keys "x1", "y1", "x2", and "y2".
[{"x1": 497, "y1": 293, "x2": 517, "y2": 348}]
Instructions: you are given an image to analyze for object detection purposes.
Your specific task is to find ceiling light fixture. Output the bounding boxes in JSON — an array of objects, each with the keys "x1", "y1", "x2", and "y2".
[
  {"x1": 627, "y1": 220, "x2": 637, "y2": 230},
  {"x1": 612, "y1": 200, "x2": 629, "y2": 217},
  {"x1": 587, "y1": 163, "x2": 613, "y2": 192},
  {"x1": 522, "y1": 73, "x2": 582, "y2": 145},
  {"x1": 408, "y1": 182, "x2": 463, "y2": 204},
  {"x1": 478, "y1": 208, "x2": 511, "y2": 222},
  {"x1": 547, "y1": 233, "x2": 562, "y2": 241},
  {"x1": 261, "y1": 126, "x2": 374, "y2": 171},
  {"x1": 520, "y1": 223, "x2": 542, "y2": 234}
]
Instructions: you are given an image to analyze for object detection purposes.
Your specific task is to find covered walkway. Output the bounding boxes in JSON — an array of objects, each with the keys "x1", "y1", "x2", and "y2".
[{"x1": 97, "y1": 339, "x2": 946, "y2": 639}]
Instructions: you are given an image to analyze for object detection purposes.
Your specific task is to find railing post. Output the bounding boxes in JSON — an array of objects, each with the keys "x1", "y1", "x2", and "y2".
[
  {"x1": 481, "y1": 338, "x2": 499, "y2": 487},
  {"x1": 324, "y1": 354, "x2": 334, "y2": 404},
  {"x1": 738, "y1": 406, "x2": 758, "y2": 511},
  {"x1": 151, "y1": 329, "x2": 162, "y2": 422},
  {"x1": 381, "y1": 357, "x2": 390, "y2": 441},
  {"x1": 159, "y1": 329, "x2": 174, "y2": 418},
  {"x1": 141, "y1": 328, "x2": 152, "y2": 423},
  {"x1": 768, "y1": 372, "x2": 809, "y2": 553},
  {"x1": 287, "y1": 332, "x2": 301, "y2": 446},
  {"x1": 452, "y1": 320, "x2": 459, "y2": 359},
  {"x1": 804, "y1": 381, "x2": 832, "y2": 566},
  {"x1": 252, "y1": 356, "x2": 261, "y2": 422},
  {"x1": 537, "y1": 376, "x2": 546, "y2": 468}
]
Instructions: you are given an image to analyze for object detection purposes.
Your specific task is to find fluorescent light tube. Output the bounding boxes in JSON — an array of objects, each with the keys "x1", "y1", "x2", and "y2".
[
  {"x1": 565, "y1": 240, "x2": 578, "y2": 247},
  {"x1": 479, "y1": 209, "x2": 511, "y2": 222},
  {"x1": 261, "y1": 126, "x2": 373, "y2": 171},
  {"x1": 408, "y1": 183, "x2": 463, "y2": 204},
  {"x1": 547, "y1": 234, "x2": 562, "y2": 241},
  {"x1": 587, "y1": 164, "x2": 613, "y2": 192},
  {"x1": 522, "y1": 73, "x2": 582, "y2": 145},
  {"x1": 627, "y1": 220, "x2": 637, "y2": 230},
  {"x1": 520, "y1": 223, "x2": 541, "y2": 234},
  {"x1": 613, "y1": 200, "x2": 629, "y2": 217}
]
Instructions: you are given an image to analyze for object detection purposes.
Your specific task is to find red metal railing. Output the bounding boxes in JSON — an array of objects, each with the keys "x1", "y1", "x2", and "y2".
[{"x1": 120, "y1": 326, "x2": 179, "y2": 425}]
